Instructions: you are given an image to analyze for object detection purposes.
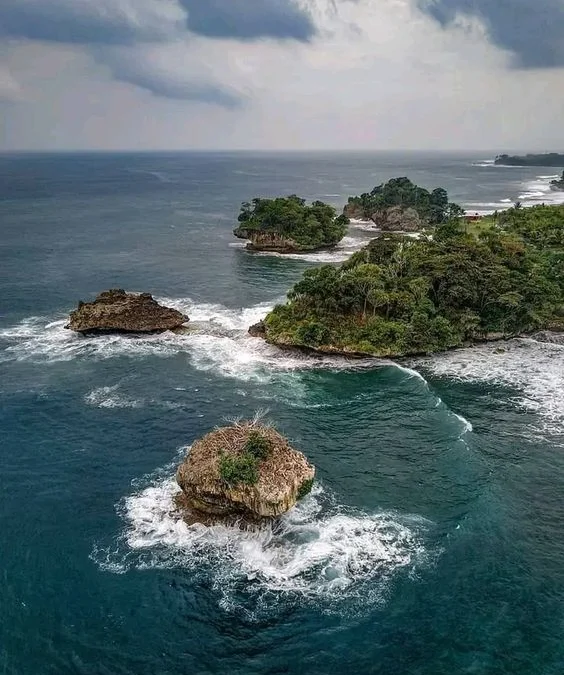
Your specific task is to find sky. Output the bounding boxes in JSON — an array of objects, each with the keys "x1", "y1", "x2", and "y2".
[{"x1": 0, "y1": 0, "x2": 563, "y2": 151}]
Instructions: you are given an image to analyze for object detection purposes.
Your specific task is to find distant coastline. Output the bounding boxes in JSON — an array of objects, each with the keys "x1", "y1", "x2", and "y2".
[{"x1": 494, "y1": 153, "x2": 564, "y2": 167}]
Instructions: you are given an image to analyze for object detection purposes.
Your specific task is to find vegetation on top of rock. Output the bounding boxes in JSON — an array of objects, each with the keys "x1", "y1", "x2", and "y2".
[
  {"x1": 494, "y1": 153, "x2": 564, "y2": 167},
  {"x1": 216, "y1": 430, "x2": 272, "y2": 487},
  {"x1": 259, "y1": 204, "x2": 564, "y2": 357},
  {"x1": 244, "y1": 430, "x2": 272, "y2": 460},
  {"x1": 176, "y1": 420, "x2": 315, "y2": 520},
  {"x1": 233, "y1": 195, "x2": 349, "y2": 251},
  {"x1": 219, "y1": 451, "x2": 260, "y2": 486},
  {"x1": 344, "y1": 177, "x2": 464, "y2": 227}
]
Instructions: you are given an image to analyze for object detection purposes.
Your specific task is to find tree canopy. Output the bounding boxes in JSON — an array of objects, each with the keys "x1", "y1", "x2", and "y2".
[
  {"x1": 346, "y1": 177, "x2": 463, "y2": 225},
  {"x1": 234, "y1": 195, "x2": 348, "y2": 250},
  {"x1": 262, "y1": 204, "x2": 564, "y2": 357}
]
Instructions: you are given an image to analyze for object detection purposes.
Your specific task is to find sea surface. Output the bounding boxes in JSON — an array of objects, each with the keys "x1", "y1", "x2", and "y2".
[{"x1": 1, "y1": 151, "x2": 564, "y2": 675}]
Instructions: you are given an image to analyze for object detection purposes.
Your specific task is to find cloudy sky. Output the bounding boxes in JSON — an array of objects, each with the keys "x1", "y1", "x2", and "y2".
[{"x1": 1, "y1": 0, "x2": 563, "y2": 151}]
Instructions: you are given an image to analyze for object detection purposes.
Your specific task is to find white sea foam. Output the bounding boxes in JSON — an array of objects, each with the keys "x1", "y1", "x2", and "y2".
[
  {"x1": 250, "y1": 235, "x2": 371, "y2": 263},
  {"x1": 391, "y1": 363, "x2": 473, "y2": 436},
  {"x1": 95, "y1": 475, "x2": 432, "y2": 611},
  {"x1": 85, "y1": 385, "x2": 144, "y2": 409},
  {"x1": 84, "y1": 385, "x2": 184, "y2": 410},
  {"x1": 463, "y1": 172, "x2": 564, "y2": 216},
  {"x1": 416, "y1": 338, "x2": 564, "y2": 435},
  {"x1": 0, "y1": 300, "x2": 375, "y2": 383}
]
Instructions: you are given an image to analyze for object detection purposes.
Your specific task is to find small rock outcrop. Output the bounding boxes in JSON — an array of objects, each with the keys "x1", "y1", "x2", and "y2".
[
  {"x1": 65, "y1": 289, "x2": 188, "y2": 334},
  {"x1": 176, "y1": 421, "x2": 315, "y2": 522},
  {"x1": 550, "y1": 172, "x2": 564, "y2": 191},
  {"x1": 248, "y1": 320, "x2": 266, "y2": 337}
]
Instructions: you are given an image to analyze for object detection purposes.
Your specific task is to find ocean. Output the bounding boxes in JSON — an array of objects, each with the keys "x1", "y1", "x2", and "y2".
[{"x1": 1, "y1": 151, "x2": 563, "y2": 675}]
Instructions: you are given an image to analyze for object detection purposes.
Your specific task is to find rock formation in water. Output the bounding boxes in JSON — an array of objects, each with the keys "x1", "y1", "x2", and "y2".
[
  {"x1": 550, "y1": 171, "x2": 564, "y2": 191},
  {"x1": 233, "y1": 195, "x2": 348, "y2": 253},
  {"x1": 65, "y1": 289, "x2": 188, "y2": 334},
  {"x1": 176, "y1": 421, "x2": 315, "y2": 522},
  {"x1": 343, "y1": 177, "x2": 463, "y2": 231}
]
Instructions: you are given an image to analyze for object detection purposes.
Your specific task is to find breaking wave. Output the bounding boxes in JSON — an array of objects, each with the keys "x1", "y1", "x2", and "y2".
[
  {"x1": 0, "y1": 299, "x2": 375, "y2": 383},
  {"x1": 463, "y1": 172, "x2": 564, "y2": 215},
  {"x1": 415, "y1": 338, "x2": 564, "y2": 435},
  {"x1": 93, "y1": 471, "x2": 433, "y2": 614}
]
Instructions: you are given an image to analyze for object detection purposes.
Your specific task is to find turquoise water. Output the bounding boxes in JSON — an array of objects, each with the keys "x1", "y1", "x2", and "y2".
[{"x1": 1, "y1": 152, "x2": 564, "y2": 674}]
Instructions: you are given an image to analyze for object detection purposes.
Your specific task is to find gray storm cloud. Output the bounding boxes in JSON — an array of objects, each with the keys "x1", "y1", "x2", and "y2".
[
  {"x1": 96, "y1": 49, "x2": 243, "y2": 106},
  {"x1": 0, "y1": 0, "x2": 186, "y2": 44},
  {"x1": 179, "y1": 0, "x2": 315, "y2": 41},
  {"x1": 420, "y1": 0, "x2": 564, "y2": 68},
  {"x1": 0, "y1": 0, "x2": 315, "y2": 103},
  {"x1": 0, "y1": 0, "x2": 315, "y2": 44}
]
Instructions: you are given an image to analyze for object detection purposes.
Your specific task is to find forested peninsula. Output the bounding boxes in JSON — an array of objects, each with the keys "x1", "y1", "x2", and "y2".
[
  {"x1": 495, "y1": 153, "x2": 564, "y2": 167},
  {"x1": 343, "y1": 177, "x2": 464, "y2": 230},
  {"x1": 233, "y1": 195, "x2": 349, "y2": 252},
  {"x1": 255, "y1": 203, "x2": 564, "y2": 357}
]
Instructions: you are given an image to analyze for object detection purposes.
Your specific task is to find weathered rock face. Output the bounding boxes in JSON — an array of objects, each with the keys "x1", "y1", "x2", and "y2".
[
  {"x1": 233, "y1": 227, "x2": 304, "y2": 253},
  {"x1": 65, "y1": 289, "x2": 188, "y2": 334},
  {"x1": 248, "y1": 320, "x2": 266, "y2": 338},
  {"x1": 176, "y1": 422, "x2": 315, "y2": 521},
  {"x1": 343, "y1": 204, "x2": 423, "y2": 231},
  {"x1": 343, "y1": 202, "x2": 367, "y2": 220},
  {"x1": 370, "y1": 206, "x2": 423, "y2": 232}
]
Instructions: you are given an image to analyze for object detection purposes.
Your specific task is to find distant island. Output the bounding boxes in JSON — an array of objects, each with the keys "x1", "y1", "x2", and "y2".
[
  {"x1": 343, "y1": 177, "x2": 464, "y2": 230},
  {"x1": 550, "y1": 171, "x2": 564, "y2": 191},
  {"x1": 233, "y1": 195, "x2": 349, "y2": 253},
  {"x1": 495, "y1": 153, "x2": 564, "y2": 167},
  {"x1": 252, "y1": 201, "x2": 564, "y2": 358}
]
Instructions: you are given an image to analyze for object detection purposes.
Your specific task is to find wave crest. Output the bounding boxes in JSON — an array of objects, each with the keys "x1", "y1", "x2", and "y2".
[{"x1": 93, "y1": 475, "x2": 433, "y2": 613}]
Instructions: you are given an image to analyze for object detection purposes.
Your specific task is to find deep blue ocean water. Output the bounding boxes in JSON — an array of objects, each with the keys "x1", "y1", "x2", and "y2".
[{"x1": 1, "y1": 152, "x2": 564, "y2": 675}]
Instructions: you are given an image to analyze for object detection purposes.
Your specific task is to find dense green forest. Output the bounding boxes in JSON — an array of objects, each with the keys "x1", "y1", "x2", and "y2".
[
  {"x1": 234, "y1": 195, "x2": 348, "y2": 250},
  {"x1": 261, "y1": 204, "x2": 564, "y2": 357},
  {"x1": 345, "y1": 177, "x2": 464, "y2": 224}
]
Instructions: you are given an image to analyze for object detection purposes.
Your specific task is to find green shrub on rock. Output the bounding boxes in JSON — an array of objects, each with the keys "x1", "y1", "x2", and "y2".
[
  {"x1": 219, "y1": 452, "x2": 259, "y2": 486},
  {"x1": 244, "y1": 431, "x2": 271, "y2": 460}
]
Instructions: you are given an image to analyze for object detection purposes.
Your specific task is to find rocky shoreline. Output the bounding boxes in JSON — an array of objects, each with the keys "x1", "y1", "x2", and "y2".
[{"x1": 249, "y1": 323, "x2": 564, "y2": 359}]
